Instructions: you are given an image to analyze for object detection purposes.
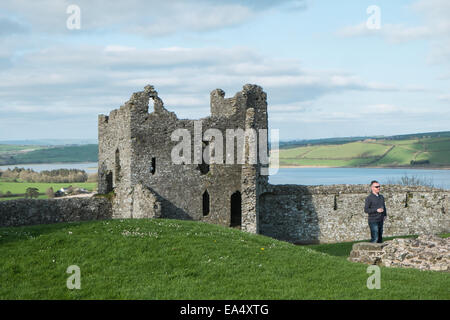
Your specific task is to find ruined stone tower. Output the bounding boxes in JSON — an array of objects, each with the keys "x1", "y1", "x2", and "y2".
[{"x1": 98, "y1": 84, "x2": 269, "y2": 233}]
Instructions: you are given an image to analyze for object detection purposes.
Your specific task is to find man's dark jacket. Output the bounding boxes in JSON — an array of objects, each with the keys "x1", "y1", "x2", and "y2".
[{"x1": 364, "y1": 193, "x2": 387, "y2": 222}]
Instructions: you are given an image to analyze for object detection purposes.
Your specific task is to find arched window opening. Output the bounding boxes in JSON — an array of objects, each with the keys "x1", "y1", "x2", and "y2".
[
  {"x1": 150, "y1": 157, "x2": 156, "y2": 175},
  {"x1": 198, "y1": 141, "x2": 210, "y2": 175},
  {"x1": 115, "y1": 149, "x2": 121, "y2": 183},
  {"x1": 106, "y1": 171, "x2": 113, "y2": 193}
]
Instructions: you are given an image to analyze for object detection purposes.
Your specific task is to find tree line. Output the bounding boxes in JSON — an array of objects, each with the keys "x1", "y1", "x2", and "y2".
[{"x1": 0, "y1": 167, "x2": 89, "y2": 183}]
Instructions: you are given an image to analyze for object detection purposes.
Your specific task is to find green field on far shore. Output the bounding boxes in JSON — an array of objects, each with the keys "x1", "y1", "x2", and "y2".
[
  {"x1": 278, "y1": 137, "x2": 450, "y2": 168},
  {"x1": 0, "y1": 180, "x2": 97, "y2": 201},
  {"x1": 2, "y1": 133, "x2": 450, "y2": 169}
]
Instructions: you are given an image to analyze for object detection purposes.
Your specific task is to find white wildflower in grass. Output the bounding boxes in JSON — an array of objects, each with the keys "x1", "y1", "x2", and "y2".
[{"x1": 121, "y1": 229, "x2": 159, "y2": 238}]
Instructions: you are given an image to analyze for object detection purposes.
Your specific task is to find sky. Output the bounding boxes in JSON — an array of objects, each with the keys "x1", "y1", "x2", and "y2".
[{"x1": 0, "y1": 0, "x2": 449, "y2": 141}]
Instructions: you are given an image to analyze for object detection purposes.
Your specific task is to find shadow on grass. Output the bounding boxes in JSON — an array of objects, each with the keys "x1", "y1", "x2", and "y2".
[{"x1": 0, "y1": 219, "x2": 111, "y2": 245}]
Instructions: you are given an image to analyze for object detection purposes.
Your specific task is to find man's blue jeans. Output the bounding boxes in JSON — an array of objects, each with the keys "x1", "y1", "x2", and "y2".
[{"x1": 369, "y1": 220, "x2": 384, "y2": 243}]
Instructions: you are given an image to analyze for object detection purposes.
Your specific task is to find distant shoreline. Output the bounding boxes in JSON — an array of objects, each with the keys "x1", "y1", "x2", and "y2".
[
  {"x1": 1, "y1": 162, "x2": 450, "y2": 171},
  {"x1": 274, "y1": 165, "x2": 450, "y2": 170},
  {"x1": 0, "y1": 161, "x2": 97, "y2": 166}
]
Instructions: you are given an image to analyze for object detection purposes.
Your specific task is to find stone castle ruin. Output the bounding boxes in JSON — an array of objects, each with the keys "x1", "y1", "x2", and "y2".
[
  {"x1": 1, "y1": 84, "x2": 449, "y2": 244},
  {"x1": 98, "y1": 84, "x2": 269, "y2": 233},
  {"x1": 96, "y1": 84, "x2": 449, "y2": 242}
]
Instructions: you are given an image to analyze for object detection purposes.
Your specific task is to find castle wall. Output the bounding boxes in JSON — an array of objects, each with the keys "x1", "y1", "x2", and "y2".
[
  {"x1": 95, "y1": 84, "x2": 450, "y2": 244},
  {"x1": 0, "y1": 198, "x2": 112, "y2": 227},
  {"x1": 98, "y1": 104, "x2": 133, "y2": 195},
  {"x1": 130, "y1": 114, "x2": 243, "y2": 224},
  {"x1": 260, "y1": 184, "x2": 450, "y2": 243},
  {"x1": 98, "y1": 87, "x2": 170, "y2": 219},
  {"x1": 99, "y1": 85, "x2": 268, "y2": 229}
]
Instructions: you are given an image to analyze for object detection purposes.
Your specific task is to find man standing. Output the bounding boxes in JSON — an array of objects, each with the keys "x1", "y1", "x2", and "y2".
[{"x1": 364, "y1": 180, "x2": 387, "y2": 243}]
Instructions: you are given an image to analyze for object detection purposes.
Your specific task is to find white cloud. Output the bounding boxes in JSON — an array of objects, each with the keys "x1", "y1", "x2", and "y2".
[
  {"x1": 128, "y1": 3, "x2": 253, "y2": 36},
  {"x1": 269, "y1": 101, "x2": 313, "y2": 113},
  {"x1": 104, "y1": 45, "x2": 137, "y2": 53},
  {"x1": 0, "y1": 44, "x2": 405, "y2": 120},
  {"x1": 428, "y1": 42, "x2": 450, "y2": 65},
  {"x1": 337, "y1": 0, "x2": 450, "y2": 64},
  {"x1": 270, "y1": 102, "x2": 433, "y2": 125},
  {"x1": 359, "y1": 104, "x2": 427, "y2": 115},
  {"x1": 0, "y1": 0, "x2": 306, "y2": 37},
  {"x1": 0, "y1": 16, "x2": 28, "y2": 37},
  {"x1": 0, "y1": 1, "x2": 446, "y2": 140},
  {"x1": 438, "y1": 94, "x2": 450, "y2": 102},
  {"x1": 337, "y1": 22, "x2": 431, "y2": 43}
]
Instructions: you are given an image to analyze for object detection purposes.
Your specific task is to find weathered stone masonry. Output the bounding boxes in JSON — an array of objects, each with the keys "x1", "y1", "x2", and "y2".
[
  {"x1": 98, "y1": 84, "x2": 268, "y2": 233},
  {"x1": 260, "y1": 184, "x2": 449, "y2": 243},
  {"x1": 96, "y1": 84, "x2": 449, "y2": 243},
  {"x1": 348, "y1": 235, "x2": 449, "y2": 272},
  {"x1": 0, "y1": 198, "x2": 111, "y2": 227},
  {"x1": 1, "y1": 84, "x2": 449, "y2": 245}
]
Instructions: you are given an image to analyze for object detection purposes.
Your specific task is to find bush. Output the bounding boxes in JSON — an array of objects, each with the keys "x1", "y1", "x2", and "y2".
[
  {"x1": 87, "y1": 172, "x2": 98, "y2": 183},
  {"x1": 1, "y1": 168, "x2": 20, "y2": 181},
  {"x1": 94, "y1": 190, "x2": 115, "y2": 201},
  {"x1": 410, "y1": 160, "x2": 430, "y2": 166},
  {"x1": 0, "y1": 167, "x2": 88, "y2": 183},
  {"x1": 386, "y1": 174, "x2": 435, "y2": 188},
  {"x1": 25, "y1": 187, "x2": 39, "y2": 199},
  {"x1": 46, "y1": 187, "x2": 55, "y2": 199}
]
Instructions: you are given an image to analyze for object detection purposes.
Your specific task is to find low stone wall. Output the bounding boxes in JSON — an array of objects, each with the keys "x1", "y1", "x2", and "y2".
[
  {"x1": 0, "y1": 198, "x2": 112, "y2": 227},
  {"x1": 111, "y1": 183, "x2": 162, "y2": 219},
  {"x1": 348, "y1": 235, "x2": 449, "y2": 272},
  {"x1": 348, "y1": 242, "x2": 386, "y2": 264},
  {"x1": 1, "y1": 183, "x2": 449, "y2": 245},
  {"x1": 260, "y1": 184, "x2": 450, "y2": 243}
]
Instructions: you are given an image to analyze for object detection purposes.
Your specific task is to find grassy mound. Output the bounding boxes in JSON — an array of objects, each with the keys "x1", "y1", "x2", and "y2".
[{"x1": 0, "y1": 219, "x2": 448, "y2": 299}]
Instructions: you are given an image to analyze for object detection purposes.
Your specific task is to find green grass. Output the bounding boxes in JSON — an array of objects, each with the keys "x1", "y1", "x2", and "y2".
[
  {"x1": 0, "y1": 219, "x2": 448, "y2": 299},
  {"x1": 0, "y1": 181, "x2": 97, "y2": 201},
  {"x1": 425, "y1": 150, "x2": 450, "y2": 165},
  {"x1": 425, "y1": 139, "x2": 450, "y2": 151},
  {"x1": 278, "y1": 138, "x2": 450, "y2": 168},
  {"x1": 279, "y1": 146, "x2": 316, "y2": 159},
  {"x1": 0, "y1": 181, "x2": 97, "y2": 194},
  {"x1": 0, "y1": 195, "x2": 48, "y2": 201},
  {"x1": 0, "y1": 145, "x2": 43, "y2": 153},
  {"x1": 10, "y1": 144, "x2": 98, "y2": 164},
  {"x1": 372, "y1": 146, "x2": 417, "y2": 166},
  {"x1": 280, "y1": 158, "x2": 375, "y2": 167},
  {"x1": 305, "y1": 142, "x2": 389, "y2": 159},
  {"x1": 0, "y1": 144, "x2": 98, "y2": 165}
]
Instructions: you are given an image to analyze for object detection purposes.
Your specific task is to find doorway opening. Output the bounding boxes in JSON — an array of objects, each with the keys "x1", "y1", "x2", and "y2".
[
  {"x1": 230, "y1": 191, "x2": 241, "y2": 228},
  {"x1": 203, "y1": 190, "x2": 210, "y2": 216}
]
